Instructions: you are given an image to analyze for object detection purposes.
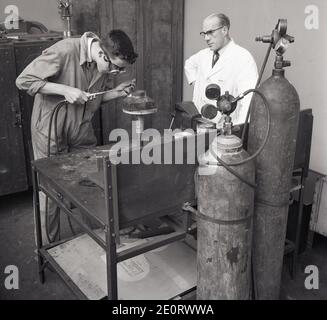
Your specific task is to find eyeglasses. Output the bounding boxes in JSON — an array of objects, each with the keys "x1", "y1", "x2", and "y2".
[
  {"x1": 108, "y1": 61, "x2": 126, "y2": 75},
  {"x1": 200, "y1": 26, "x2": 224, "y2": 37}
]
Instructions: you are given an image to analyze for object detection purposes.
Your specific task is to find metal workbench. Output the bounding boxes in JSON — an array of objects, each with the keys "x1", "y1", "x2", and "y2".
[{"x1": 31, "y1": 143, "x2": 197, "y2": 300}]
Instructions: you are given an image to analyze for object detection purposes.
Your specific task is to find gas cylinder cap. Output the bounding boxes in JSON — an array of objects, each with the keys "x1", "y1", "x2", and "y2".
[
  {"x1": 272, "y1": 69, "x2": 285, "y2": 77},
  {"x1": 216, "y1": 134, "x2": 243, "y2": 151}
]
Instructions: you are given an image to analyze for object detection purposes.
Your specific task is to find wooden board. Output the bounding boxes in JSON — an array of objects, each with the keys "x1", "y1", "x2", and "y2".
[
  {"x1": 97, "y1": 0, "x2": 185, "y2": 143},
  {"x1": 310, "y1": 176, "x2": 327, "y2": 237},
  {"x1": 48, "y1": 231, "x2": 197, "y2": 300}
]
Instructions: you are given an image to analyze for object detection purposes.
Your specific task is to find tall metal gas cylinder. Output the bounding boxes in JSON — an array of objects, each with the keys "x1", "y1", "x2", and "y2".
[
  {"x1": 197, "y1": 133, "x2": 255, "y2": 299},
  {"x1": 248, "y1": 57, "x2": 300, "y2": 299}
]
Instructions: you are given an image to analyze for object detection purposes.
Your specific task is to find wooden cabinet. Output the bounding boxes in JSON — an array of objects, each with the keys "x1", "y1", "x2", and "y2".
[
  {"x1": 0, "y1": 42, "x2": 28, "y2": 195},
  {"x1": 0, "y1": 37, "x2": 64, "y2": 196}
]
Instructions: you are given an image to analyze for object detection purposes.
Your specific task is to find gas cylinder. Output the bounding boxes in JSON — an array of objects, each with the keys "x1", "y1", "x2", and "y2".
[
  {"x1": 248, "y1": 65, "x2": 300, "y2": 299},
  {"x1": 197, "y1": 133, "x2": 255, "y2": 300}
]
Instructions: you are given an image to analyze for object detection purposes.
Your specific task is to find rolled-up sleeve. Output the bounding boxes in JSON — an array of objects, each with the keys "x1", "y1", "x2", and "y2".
[
  {"x1": 16, "y1": 44, "x2": 62, "y2": 96},
  {"x1": 185, "y1": 52, "x2": 200, "y2": 85},
  {"x1": 234, "y1": 55, "x2": 258, "y2": 124}
]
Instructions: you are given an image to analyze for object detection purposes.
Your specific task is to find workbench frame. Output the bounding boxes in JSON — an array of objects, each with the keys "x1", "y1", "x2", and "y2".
[{"x1": 31, "y1": 155, "x2": 192, "y2": 300}]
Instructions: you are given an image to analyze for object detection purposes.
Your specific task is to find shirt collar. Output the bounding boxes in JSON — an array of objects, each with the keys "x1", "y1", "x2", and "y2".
[
  {"x1": 217, "y1": 39, "x2": 234, "y2": 56},
  {"x1": 87, "y1": 37, "x2": 95, "y2": 63},
  {"x1": 79, "y1": 32, "x2": 100, "y2": 66}
]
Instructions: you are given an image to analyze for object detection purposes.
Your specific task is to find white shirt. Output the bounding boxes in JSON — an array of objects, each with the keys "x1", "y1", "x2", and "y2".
[{"x1": 185, "y1": 40, "x2": 258, "y2": 126}]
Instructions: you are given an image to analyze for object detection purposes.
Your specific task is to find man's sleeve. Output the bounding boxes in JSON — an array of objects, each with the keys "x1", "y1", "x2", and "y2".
[
  {"x1": 184, "y1": 52, "x2": 200, "y2": 85},
  {"x1": 16, "y1": 44, "x2": 62, "y2": 96},
  {"x1": 100, "y1": 76, "x2": 114, "y2": 103},
  {"x1": 234, "y1": 55, "x2": 258, "y2": 125}
]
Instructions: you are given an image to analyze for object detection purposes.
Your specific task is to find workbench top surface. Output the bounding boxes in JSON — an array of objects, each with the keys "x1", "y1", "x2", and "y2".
[
  {"x1": 32, "y1": 143, "x2": 196, "y2": 228},
  {"x1": 33, "y1": 146, "x2": 112, "y2": 226}
]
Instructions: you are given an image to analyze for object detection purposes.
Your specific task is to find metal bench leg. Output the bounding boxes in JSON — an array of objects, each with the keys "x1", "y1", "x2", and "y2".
[
  {"x1": 306, "y1": 230, "x2": 315, "y2": 250},
  {"x1": 32, "y1": 166, "x2": 45, "y2": 284},
  {"x1": 292, "y1": 172, "x2": 305, "y2": 277}
]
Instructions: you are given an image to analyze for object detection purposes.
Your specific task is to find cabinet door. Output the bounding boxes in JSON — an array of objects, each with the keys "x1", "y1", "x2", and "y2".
[{"x1": 0, "y1": 43, "x2": 28, "y2": 196}]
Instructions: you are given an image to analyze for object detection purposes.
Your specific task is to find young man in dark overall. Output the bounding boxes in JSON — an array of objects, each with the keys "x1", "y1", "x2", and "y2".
[{"x1": 16, "y1": 30, "x2": 138, "y2": 243}]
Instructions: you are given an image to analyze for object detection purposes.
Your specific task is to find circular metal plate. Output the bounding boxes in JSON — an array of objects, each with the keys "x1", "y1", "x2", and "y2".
[{"x1": 122, "y1": 107, "x2": 158, "y2": 115}]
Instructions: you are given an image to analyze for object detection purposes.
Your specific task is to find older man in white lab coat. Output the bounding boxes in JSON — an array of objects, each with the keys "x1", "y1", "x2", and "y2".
[{"x1": 185, "y1": 13, "x2": 258, "y2": 126}]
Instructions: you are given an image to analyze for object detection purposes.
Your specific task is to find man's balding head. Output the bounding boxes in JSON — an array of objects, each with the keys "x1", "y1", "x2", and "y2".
[{"x1": 204, "y1": 13, "x2": 230, "y2": 30}]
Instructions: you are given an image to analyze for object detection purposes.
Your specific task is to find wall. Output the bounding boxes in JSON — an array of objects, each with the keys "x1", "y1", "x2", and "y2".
[
  {"x1": 184, "y1": 0, "x2": 327, "y2": 174},
  {"x1": 0, "y1": 0, "x2": 65, "y2": 32}
]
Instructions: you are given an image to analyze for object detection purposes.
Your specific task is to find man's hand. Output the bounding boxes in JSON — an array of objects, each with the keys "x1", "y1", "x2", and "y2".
[
  {"x1": 115, "y1": 79, "x2": 136, "y2": 96},
  {"x1": 63, "y1": 87, "x2": 88, "y2": 104}
]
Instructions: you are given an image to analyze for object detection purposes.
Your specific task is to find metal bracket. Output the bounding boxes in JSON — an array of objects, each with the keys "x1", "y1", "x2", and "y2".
[{"x1": 182, "y1": 202, "x2": 198, "y2": 233}]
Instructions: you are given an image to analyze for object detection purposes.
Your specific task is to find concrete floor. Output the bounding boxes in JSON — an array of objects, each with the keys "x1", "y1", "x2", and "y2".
[{"x1": 0, "y1": 190, "x2": 326, "y2": 300}]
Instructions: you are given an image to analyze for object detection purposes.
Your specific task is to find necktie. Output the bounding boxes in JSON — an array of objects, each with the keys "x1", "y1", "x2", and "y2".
[{"x1": 212, "y1": 50, "x2": 220, "y2": 68}]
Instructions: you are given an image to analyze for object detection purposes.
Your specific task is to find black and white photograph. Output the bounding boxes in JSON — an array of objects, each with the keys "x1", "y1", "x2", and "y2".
[{"x1": 0, "y1": 0, "x2": 326, "y2": 305}]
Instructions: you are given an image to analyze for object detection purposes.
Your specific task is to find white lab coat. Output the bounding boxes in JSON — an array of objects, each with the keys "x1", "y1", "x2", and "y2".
[{"x1": 185, "y1": 40, "x2": 258, "y2": 126}]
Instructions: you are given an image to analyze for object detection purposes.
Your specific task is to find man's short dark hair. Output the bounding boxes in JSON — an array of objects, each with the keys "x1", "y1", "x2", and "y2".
[{"x1": 101, "y1": 29, "x2": 138, "y2": 64}]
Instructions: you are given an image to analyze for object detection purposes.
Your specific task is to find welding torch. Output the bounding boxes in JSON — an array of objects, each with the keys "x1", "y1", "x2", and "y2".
[
  {"x1": 57, "y1": 88, "x2": 132, "y2": 105},
  {"x1": 86, "y1": 83, "x2": 136, "y2": 102}
]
